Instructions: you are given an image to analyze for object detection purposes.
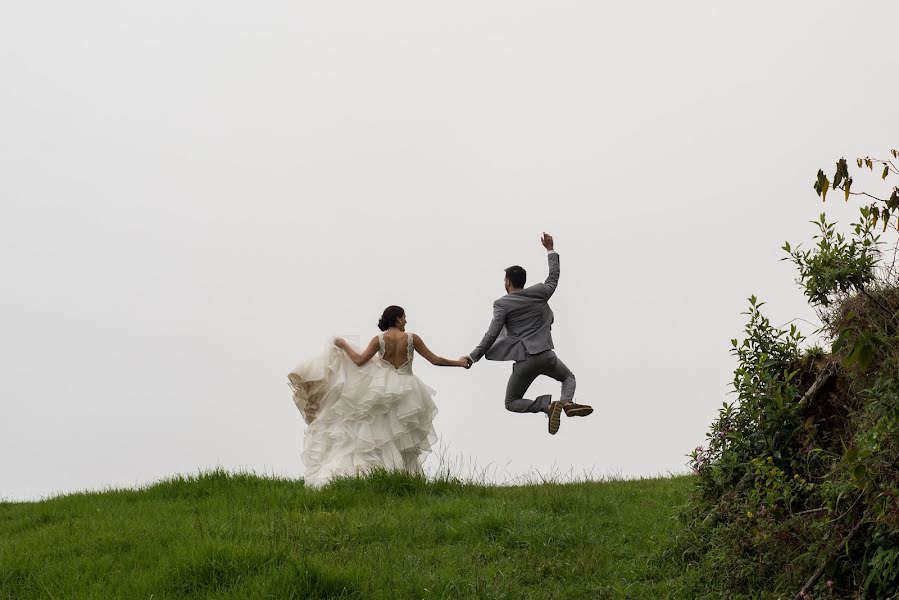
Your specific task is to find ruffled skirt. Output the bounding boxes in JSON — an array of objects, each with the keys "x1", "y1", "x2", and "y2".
[{"x1": 288, "y1": 344, "x2": 438, "y2": 488}]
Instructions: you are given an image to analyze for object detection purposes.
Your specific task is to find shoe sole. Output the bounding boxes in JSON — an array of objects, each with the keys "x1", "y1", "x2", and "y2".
[
  {"x1": 564, "y1": 406, "x2": 594, "y2": 417},
  {"x1": 548, "y1": 402, "x2": 563, "y2": 435}
]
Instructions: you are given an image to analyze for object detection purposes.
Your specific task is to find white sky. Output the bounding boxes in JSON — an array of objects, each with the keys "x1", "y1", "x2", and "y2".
[{"x1": 2, "y1": 2, "x2": 897, "y2": 500}]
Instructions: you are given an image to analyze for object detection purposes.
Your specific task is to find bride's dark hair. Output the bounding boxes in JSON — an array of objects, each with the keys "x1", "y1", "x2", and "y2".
[{"x1": 378, "y1": 305, "x2": 405, "y2": 331}]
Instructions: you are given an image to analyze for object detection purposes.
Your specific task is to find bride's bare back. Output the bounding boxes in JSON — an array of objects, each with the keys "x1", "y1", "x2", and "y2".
[{"x1": 381, "y1": 330, "x2": 411, "y2": 369}]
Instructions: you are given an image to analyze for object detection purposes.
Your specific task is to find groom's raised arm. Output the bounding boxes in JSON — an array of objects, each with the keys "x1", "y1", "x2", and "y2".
[
  {"x1": 468, "y1": 302, "x2": 507, "y2": 363},
  {"x1": 541, "y1": 251, "x2": 560, "y2": 298},
  {"x1": 534, "y1": 232, "x2": 559, "y2": 299}
]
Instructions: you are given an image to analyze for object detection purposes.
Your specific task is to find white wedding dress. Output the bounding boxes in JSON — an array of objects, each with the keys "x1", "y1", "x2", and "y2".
[{"x1": 288, "y1": 333, "x2": 438, "y2": 488}]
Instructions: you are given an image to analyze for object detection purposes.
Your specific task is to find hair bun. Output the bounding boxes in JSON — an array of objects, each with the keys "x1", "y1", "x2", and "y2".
[{"x1": 378, "y1": 305, "x2": 404, "y2": 332}]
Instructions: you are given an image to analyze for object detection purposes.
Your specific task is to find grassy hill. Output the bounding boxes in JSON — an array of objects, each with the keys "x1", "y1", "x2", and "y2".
[{"x1": 0, "y1": 471, "x2": 694, "y2": 599}]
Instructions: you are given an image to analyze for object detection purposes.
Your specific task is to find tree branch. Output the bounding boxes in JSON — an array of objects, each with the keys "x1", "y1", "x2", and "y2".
[
  {"x1": 793, "y1": 517, "x2": 865, "y2": 600},
  {"x1": 836, "y1": 186, "x2": 888, "y2": 203},
  {"x1": 793, "y1": 507, "x2": 829, "y2": 517},
  {"x1": 796, "y1": 363, "x2": 836, "y2": 410}
]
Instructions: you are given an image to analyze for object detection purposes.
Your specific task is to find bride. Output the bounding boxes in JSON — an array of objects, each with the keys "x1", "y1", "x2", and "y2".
[{"x1": 288, "y1": 305, "x2": 469, "y2": 488}]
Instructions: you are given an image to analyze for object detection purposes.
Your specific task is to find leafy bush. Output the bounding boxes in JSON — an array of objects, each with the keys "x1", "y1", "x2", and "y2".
[{"x1": 677, "y1": 148, "x2": 899, "y2": 598}]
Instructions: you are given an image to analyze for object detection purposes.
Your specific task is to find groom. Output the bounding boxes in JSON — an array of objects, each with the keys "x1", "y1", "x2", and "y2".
[{"x1": 464, "y1": 233, "x2": 593, "y2": 435}]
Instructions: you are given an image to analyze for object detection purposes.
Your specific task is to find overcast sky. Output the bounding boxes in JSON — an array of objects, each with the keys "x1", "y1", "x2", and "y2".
[{"x1": 2, "y1": 2, "x2": 897, "y2": 501}]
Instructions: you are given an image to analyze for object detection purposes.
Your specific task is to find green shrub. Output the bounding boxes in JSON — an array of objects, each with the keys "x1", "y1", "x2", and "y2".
[{"x1": 677, "y1": 148, "x2": 899, "y2": 597}]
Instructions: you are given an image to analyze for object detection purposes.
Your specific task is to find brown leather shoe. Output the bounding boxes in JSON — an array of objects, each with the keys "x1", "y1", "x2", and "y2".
[
  {"x1": 548, "y1": 401, "x2": 564, "y2": 435},
  {"x1": 563, "y1": 402, "x2": 593, "y2": 417}
]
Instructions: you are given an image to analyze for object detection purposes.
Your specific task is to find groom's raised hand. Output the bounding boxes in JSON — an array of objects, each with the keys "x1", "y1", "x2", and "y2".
[
  {"x1": 541, "y1": 232, "x2": 554, "y2": 251},
  {"x1": 460, "y1": 356, "x2": 473, "y2": 369}
]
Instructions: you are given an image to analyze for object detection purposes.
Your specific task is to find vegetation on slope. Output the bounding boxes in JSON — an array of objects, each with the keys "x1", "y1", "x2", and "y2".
[{"x1": 678, "y1": 148, "x2": 899, "y2": 598}]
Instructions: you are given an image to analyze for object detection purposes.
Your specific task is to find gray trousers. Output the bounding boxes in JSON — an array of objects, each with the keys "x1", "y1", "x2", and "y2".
[{"x1": 504, "y1": 350, "x2": 576, "y2": 414}]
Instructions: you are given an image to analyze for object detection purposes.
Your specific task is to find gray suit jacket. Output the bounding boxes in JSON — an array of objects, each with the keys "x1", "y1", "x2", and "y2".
[{"x1": 470, "y1": 251, "x2": 560, "y2": 363}]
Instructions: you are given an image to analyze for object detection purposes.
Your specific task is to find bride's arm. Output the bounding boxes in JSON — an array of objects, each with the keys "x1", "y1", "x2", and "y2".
[
  {"x1": 335, "y1": 336, "x2": 379, "y2": 366},
  {"x1": 412, "y1": 334, "x2": 468, "y2": 367}
]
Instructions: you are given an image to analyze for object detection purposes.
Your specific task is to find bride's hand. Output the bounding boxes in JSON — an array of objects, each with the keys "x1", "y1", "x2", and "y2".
[{"x1": 334, "y1": 338, "x2": 347, "y2": 350}]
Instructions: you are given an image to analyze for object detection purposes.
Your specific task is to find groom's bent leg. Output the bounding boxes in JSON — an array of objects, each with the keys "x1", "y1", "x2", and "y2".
[
  {"x1": 504, "y1": 358, "x2": 550, "y2": 413},
  {"x1": 544, "y1": 352, "x2": 576, "y2": 401}
]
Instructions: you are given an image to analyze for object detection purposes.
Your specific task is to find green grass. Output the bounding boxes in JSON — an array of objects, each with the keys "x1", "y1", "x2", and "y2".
[{"x1": 0, "y1": 470, "x2": 695, "y2": 599}]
